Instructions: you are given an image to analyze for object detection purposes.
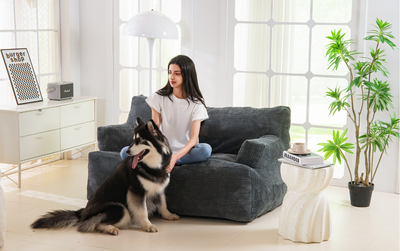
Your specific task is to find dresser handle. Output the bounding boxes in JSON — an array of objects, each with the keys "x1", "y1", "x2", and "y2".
[
  {"x1": 74, "y1": 105, "x2": 81, "y2": 109},
  {"x1": 36, "y1": 136, "x2": 43, "y2": 139},
  {"x1": 74, "y1": 127, "x2": 81, "y2": 130}
]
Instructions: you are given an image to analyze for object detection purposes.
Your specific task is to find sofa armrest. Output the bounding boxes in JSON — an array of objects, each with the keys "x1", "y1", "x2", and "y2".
[
  {"x1": 236, "y1": 135, "x2": 283, "y2": 169},
  {"x1": 87, "y1": 151, "x2": 122, "y2": 200},
  {"x1": 97, "y1": 124, "x2": 134, "y2": 152}
]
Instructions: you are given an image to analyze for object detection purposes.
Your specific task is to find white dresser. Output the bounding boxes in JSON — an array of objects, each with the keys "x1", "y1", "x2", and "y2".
[{"x1": 0, "y1": 96, "x2": 97, "y2": 187}]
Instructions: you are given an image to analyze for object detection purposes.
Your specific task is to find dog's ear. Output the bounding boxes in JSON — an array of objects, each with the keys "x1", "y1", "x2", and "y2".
[
  {"x1": 149, "y1": 119, "x2": 160, "y2": 130},
  {"x1": 136, "y1": 117, "x2": 145, "y2": 127},
  {"x1": 147, "y1": 120, "x2": 158, "y2": 136}
]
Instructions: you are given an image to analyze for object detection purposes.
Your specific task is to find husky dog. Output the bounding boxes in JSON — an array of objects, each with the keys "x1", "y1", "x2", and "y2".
[{"x1": 31, "y1": 118, "x2": 179, "y2": 235}]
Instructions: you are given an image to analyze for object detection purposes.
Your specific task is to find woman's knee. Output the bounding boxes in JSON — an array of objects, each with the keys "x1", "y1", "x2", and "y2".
[
  {"x1": 177, "y1": 144, "x2": 212, "y2": 165},
  {"x1": 197, "y1": 143, "x2": 212, "y2": 159}
]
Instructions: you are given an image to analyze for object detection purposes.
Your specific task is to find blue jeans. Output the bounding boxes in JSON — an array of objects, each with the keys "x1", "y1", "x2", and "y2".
[{"x1": 120, "y1": 143, "x2": 212, "y2": 165}]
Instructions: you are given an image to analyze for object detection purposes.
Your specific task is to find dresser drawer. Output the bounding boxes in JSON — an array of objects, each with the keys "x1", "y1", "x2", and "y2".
[
  {"x1": 60, "y1": 121, "x2": 95, "y2": 150},
  {"x1": 20, "y1": 130, "x2": 60, "y2": 161},
  {"x1": 19, "y1": 107, "x2": 60, "y2": 136},
  {"x1": 60, "y1": 100, "x2": 95, "y2": 128}
]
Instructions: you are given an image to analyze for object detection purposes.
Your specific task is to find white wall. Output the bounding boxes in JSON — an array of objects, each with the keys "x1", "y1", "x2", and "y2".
[
  {"x1": 365, "y1": 0, "x2": 399, "y2": 193},
  {"x1": 364, "y1": 0, "x2": 399, "y2": 193},
  {"x1": 74, "y1": 0, "x2": 399, "y2": 193},
  {"x1": 60, "y1": 0, "x2": 81, "y2": 97},
  {"x1": 78, "y1": 0, "x2": 114, "y2": 127},
  {"x1": 190, "y1": 0, "x2": 229, "y2": 108}
]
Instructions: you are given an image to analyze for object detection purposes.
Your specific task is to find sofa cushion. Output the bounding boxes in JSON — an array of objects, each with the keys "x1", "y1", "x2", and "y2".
[
  {"x1": 97, "y1": 124, "x2": 135, "y2": 152},
  {"x1": 237, "y1": 135, "x2": 282, "y2": 169},
  {"x1": 208, "y1": 153, "x2": 237, "y2": 163},
  {"x1": 126, "y1": 95, "x2": 152, "y2": 126},
  {"x1": 200, "y1": 106, "x2": 290, "y2": 154},
  {"x1": 165, "y1": 158, "x2": 255, "y2": 222},
  {"x1": 97, "y1": 95, "x2": 152, "y2": 152}
]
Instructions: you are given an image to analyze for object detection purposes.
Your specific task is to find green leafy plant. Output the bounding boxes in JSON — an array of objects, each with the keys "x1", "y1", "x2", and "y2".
[
  {"x1": 318, "y1": 129, "x2": 354, "y2": 181},
  {"x1": 318, "y1": 18, "x2": 400, "y2": 187}
]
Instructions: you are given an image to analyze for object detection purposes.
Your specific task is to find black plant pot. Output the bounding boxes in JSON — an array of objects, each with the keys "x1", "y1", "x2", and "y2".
[{"x1": 348, "y1": 182, "x2": 374, "y2": 207}]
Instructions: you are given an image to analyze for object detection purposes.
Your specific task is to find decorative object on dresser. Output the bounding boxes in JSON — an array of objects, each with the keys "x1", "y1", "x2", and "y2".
[
  {"x1": 318, "y1": 18, "x2": 400, "y2": 207},
  {"x1": 46, "y1": 81, "x2": 74, "y2": 100},
  {"x1": 0, "y1": 96, "x2": 97, "y2": 187},
  {"x1": 1, "y1": 48, "x2": 43, "y2": 105}
]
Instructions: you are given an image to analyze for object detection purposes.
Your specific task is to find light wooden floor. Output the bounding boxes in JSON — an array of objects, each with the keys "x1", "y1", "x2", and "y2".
[{"x1": 0, "y1": 159, "x2": 399, "y2": 251}]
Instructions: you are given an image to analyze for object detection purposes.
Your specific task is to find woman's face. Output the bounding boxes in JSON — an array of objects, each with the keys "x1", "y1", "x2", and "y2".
[{"x1": 168, "y1": 64, "x2": 183, "y2": 90}]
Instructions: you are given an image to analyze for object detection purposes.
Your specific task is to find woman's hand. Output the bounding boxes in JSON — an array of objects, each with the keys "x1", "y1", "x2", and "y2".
[
  {"x1": 166, "y1": 153, "x2": 179, "y2": 173},
  {"x1": 165, "y1": 120, "x2": 201, "y2": 173}
]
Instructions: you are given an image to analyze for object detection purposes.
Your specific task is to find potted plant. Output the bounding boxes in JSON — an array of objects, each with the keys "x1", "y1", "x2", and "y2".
[{"x1": 317, "y1": 18, "x2": 400, "y2": 207}]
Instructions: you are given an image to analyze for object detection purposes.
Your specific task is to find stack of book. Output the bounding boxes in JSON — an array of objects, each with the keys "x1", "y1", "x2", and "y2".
[{"x1": 278, "y1": 150, "x2": 334, "y2": 169}]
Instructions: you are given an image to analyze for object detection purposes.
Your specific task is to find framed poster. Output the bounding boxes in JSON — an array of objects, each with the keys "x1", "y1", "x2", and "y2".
[{"x1": 1, "y1": 48, "x2": 43, "y2": 105}]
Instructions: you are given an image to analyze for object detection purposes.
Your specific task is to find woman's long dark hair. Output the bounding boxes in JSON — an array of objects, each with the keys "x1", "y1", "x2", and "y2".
[{"x1": 157, "y1": 55, "x2": 206, "y2": 108}]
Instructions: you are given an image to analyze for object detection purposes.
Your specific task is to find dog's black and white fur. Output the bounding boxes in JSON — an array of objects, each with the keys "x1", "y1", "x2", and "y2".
[{"x1": 31, "y1": 118, "x2": 179, "y2": 235}]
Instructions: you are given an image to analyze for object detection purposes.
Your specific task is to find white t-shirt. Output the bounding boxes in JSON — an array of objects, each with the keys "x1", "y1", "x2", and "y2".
[{"x1": 146, "y1": 93, "x2": 209, "y2": 153}]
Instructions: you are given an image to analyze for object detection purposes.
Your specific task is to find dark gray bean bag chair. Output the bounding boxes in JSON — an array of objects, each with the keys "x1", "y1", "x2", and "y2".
[{"x1": 87, "y1": 95, "x2": 290, "y2": 222}]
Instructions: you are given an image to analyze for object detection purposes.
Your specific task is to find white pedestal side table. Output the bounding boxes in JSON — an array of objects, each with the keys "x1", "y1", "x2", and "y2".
[{"x1": 278, "y1": 163, "x2": 334, "y2": 243}]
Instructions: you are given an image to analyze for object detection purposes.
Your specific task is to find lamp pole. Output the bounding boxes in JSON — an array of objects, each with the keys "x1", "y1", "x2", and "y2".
[{"x1": 147, "y1": 37, "x2": 155, "y2": 94}]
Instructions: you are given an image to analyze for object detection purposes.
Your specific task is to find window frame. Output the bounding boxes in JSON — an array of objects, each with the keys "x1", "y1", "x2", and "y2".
[
  {"x1": 0, "y1": 0, "x2": 61, "y2": 104},
  {"x1": 226, "y1": 0, "x2": 361, "y2": 178}
]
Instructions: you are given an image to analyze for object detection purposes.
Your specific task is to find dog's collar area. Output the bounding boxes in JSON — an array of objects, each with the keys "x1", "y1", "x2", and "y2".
[{"x1": 132, "y1": 149, "x2": 150, "y2": 169}]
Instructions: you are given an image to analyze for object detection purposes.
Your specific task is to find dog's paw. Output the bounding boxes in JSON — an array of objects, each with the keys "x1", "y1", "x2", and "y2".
[
  {"x1": 104, "y1": 225, "x2": 120, "y2": 235},
  {"x1": 163, "y1": 213, "x2": 180, "y2": 221},
  {"x1": 143, "y1": 224, "x2": 158, "y2": 233}
]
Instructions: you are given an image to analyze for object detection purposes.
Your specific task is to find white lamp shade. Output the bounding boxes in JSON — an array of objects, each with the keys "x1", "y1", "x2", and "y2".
[{"x1": 123, "y1": 10, "x2": 178, "y2": 39}]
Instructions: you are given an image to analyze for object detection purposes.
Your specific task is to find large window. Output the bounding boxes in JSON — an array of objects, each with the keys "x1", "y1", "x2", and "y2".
[
  {"x1": 115, "y1": 0, "x2": 358, "y2": 178},
  {"x1": 0, "y1": 0, "x2": 60, "y2": 105},
  {"x1": 117, "y1": 0, "x2": 181, "y2": 123},
  {"x1": 230, "y1": 0, "x2": 357, "y2": 178}
]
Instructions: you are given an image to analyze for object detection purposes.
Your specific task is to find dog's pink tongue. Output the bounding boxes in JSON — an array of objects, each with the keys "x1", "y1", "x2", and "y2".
[{"x1": 132, "y1": 155, "x2": 139, "y2": 169}]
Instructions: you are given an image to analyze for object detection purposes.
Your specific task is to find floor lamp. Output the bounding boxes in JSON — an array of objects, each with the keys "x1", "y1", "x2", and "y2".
[{"x1": 123, "y1": 10, "x2": 178, "y2": 94}]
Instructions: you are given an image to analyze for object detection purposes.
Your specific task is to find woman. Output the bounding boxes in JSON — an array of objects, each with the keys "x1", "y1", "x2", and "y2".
[{"x1": 121, "y1": 55, "x2": 212, "y2": 173}]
